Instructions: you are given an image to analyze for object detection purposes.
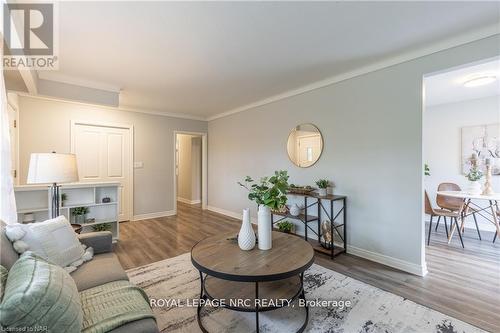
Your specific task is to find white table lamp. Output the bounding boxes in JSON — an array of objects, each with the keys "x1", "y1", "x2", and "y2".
[{"x1": 27, "y1": 152, "x2": 79, "y2": 218}]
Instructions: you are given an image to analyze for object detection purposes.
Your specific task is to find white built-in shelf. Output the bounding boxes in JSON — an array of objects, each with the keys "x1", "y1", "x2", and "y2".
[{"x1": 15, "y1": 182, "x2": 120, "y2": 241}]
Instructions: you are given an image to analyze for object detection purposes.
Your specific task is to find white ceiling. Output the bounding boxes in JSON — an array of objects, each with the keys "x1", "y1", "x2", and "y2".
[
  {"x1": 46, "y1": 1, "x2": 500, "y2": 118},
  {"x1": 425, "y1": 58, "x2": 500, "y2": 106}
]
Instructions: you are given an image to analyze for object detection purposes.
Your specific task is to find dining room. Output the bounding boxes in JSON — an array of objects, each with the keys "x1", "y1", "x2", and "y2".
[{"x1": 422, "y1": 57, "x2": 500, "y2": 327}]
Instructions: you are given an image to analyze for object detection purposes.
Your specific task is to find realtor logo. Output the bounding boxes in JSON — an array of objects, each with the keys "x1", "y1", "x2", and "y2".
[{"x1": 2, "y1": 2, "x2": 58, "y2": 69}]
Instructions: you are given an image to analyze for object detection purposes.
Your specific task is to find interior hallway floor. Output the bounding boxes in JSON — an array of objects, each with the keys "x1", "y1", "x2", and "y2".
[{"x1": 114, "y1": 202, "x2": 500, "y2": 332}]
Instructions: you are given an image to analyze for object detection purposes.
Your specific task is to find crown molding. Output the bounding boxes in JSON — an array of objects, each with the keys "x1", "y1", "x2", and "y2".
[
  {"x1": 207, "y1": 24, "x2": 500, "y2": 121},
  {"x1": 12, "y1": 91, "x2": 207, "y2": 121}
]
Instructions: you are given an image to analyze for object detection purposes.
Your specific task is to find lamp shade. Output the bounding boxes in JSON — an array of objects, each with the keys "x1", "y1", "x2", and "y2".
[{"x1": 27, "y1": 153, "x2": 79, "y2": 184}]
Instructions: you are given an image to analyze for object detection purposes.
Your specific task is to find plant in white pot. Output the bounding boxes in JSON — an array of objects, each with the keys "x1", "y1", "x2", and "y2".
[
  {"x1": 466, "y1": 157, "x2": 483, "y2": 195},
  {"x1": 238, "y1": 170, "x2": 289, "y2": 250},
  {"x1": 315, "y1": 179, "x2": 330, "y2": 197}
]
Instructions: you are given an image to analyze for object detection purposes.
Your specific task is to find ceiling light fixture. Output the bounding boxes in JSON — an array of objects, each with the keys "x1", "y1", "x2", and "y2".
[{"x1": 463, "y1": 75, "x2": 497, "y2": 88}]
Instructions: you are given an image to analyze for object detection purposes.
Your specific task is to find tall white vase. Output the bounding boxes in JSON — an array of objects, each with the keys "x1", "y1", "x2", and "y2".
[
  {"x1": 257, "y1": 205, "x2": 272, "y2": 250},
  {"x1": 238, "y1": 208, "x2": 255, "y2": 250}
]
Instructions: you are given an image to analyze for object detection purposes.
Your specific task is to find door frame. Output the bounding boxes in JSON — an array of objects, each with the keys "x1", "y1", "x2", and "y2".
[
  {"x1": 173, "y1": 131, "x2": 208, "y2": 214},
  {"x1": 70, "y1": 120, "x2": 134, "y2": 221}
]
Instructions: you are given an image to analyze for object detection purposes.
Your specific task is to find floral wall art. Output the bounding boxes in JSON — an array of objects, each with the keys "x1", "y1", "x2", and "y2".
[{"x1": 461, "y1": 124, "x2": 500, "y2": 175}]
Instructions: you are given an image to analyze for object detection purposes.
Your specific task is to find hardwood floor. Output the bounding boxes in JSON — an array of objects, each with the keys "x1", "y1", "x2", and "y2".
[{"x1": 115, "y1": 202, "x2": 500, "y2": 332}]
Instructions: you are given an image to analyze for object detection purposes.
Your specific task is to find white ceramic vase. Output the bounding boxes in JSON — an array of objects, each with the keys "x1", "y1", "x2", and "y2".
[
  {"x1": 238, "y1": 208, "x2": 256, "y2": 251},
  {"x1": 257, "y1": 205, "x2": 272, "y2": 250},
  {"x1": 318, "y1": 188, "x2": 327, "y2": 197},
  {"x1": 467, "y1": 181, "x2": 482, "y2": 195}
]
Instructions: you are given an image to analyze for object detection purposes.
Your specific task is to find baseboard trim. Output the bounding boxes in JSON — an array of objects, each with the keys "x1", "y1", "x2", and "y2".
[
  {"x1": 347, "y1": 245, "x2": 427, "y2": 277},
  {"x1": 132, "y1": 210, "x2": 176, "y2": 221},
  {"x1": 206, "y1": 205, "x2": 258, "y2": 224},
  {"x1": 206, "y1": 205, "x2": 427, "y2": 276},
  {"x1": 177, "y1": 197, "x2": 201, "y2": 205}
]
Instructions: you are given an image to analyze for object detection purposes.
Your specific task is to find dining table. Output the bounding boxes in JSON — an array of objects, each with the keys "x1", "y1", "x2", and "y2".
[{"x1": 436, "y1": 191, "x2": 500, "y2": 244}]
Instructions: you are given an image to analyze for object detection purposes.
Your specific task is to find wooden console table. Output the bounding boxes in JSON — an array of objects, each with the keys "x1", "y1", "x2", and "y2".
[{"x1": 271, "y1": 192, "x2": 347, "y2": 259}]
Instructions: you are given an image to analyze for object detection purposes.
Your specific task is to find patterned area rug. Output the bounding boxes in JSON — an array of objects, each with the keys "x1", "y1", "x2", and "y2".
[{"x1": 127, "y1": 253, "x2": 484, "y2": 333}]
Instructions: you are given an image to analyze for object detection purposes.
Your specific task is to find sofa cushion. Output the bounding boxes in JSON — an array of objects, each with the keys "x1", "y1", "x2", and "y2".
[
  {"x1": 80, "y1": 280, "x2": 155, "y2": 333},
  {"x1": 0, "y1": 265, "x2": 7, "y2": 301},
  {"x1": 0, "y1": 220, "x2": 19, "y2": 270},
  {"x1": 71, "y1": 252, "x2": 128, "y2": 291},
  {"x1": 0, "y1": 252, "x2": 83, "y2": 332},
  {"x1": 5, "y1": 216, "x2": 93, "y2": 273},
  {"x1": 107, "y1": 318, "x2": 159, "y2": 333}
]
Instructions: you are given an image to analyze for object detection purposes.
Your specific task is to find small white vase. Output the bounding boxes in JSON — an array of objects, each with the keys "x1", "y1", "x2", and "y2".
[
  {"x1": 318, "y1": 188, "x2": 327, "y2": 197},
  {"x1": 257, "y1": 205, "x2": 272, "y2": 250},
  {"x1": 238, "y1": 208, "x2": 256, "y2": 251},
  {"x1": 467, "y1": 181, "x2": 482, "y2": 195},
  {"x1": 289, "y1": 203, "x2": 301, "y2": 216}
]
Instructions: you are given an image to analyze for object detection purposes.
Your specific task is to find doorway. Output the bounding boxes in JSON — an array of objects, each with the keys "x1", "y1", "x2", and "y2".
[
  {"x1": 174, "y1": 132, "x2": 207, "y2": 213},
  {"x1": 71, "y1": 120, "x2": 133, "y2": 222}
]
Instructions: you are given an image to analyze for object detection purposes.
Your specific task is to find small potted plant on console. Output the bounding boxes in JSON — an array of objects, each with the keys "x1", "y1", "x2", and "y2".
[{"x1": 315, "y1": 179, "x2": 330, "y2": 197}]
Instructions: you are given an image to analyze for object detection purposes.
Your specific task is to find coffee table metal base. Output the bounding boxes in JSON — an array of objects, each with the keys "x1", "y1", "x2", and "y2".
[{"x1": 196, "y1": 271, "x2": 309, "y2": 333}]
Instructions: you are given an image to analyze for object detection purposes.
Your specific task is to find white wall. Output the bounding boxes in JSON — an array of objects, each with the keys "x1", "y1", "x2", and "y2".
[
  {"x1": 207, "y1": 35, "x2": 500, "y2": 276},
  {"x1": 17, "y1": 96, "x2": 207, "y2": 217},
  {"x1": 424, "y1": 95, "x2": 500, "y2": 232}
]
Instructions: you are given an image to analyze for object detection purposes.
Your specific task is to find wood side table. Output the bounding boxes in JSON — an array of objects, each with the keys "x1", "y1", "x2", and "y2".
[{"x1": 191, "y1": 231, "x2": 314, "y2": 333}]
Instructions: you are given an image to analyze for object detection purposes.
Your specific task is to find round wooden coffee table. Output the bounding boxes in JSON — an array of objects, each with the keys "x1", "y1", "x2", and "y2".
[{"x1": 191, "y1": 231, "x2": 314, "y2": 333}]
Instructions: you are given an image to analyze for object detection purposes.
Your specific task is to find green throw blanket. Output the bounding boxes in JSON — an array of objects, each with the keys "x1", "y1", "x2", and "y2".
[{"x1": 80, "y1": 280, "x2": 155, "y2": 333}]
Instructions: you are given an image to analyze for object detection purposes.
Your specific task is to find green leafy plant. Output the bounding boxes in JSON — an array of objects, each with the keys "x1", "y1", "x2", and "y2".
[
  {"x1": 277, "y1": 220, "x2": 294, "y2": 233},
  {"x1": 315, "y1": 179, "x2": 330, "y2": 189},
  {"x1": 92, "y1": 223, "x2": 111, "y2": 232},
  {"x1": 72, "y1": 207, "x2": 89, "y2": 216},
  {"x1": 424, "y1": 164, "x2": 430, "y2": 176},
  {"x1": 238, "y1": 170, "x2": 290, "y2": 210},
  {"x1": 467, "y1": 166, "x2": 483, "y2": 181}
]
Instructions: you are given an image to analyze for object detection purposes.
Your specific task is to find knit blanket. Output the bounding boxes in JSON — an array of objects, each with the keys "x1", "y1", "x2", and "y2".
[{"x1": 80, "y1": 280, "x2": 155, "y2": 333}]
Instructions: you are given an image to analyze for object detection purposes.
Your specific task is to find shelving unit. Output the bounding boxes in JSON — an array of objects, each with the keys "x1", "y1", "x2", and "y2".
[
  {"x1": 14, "y1": 182, "x2": 120, "y2": 242},
  {"x1": 272, "y1": 192, "x2": 347, "y2": 259}
]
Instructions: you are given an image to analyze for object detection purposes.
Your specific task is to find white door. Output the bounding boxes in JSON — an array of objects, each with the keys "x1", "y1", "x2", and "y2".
[
  {"x1": 297, "y1": 134, "x2": 322, "y2": 167},
  {"x1": 72, "y1": 123, "x2": 131, "y2": 221}
]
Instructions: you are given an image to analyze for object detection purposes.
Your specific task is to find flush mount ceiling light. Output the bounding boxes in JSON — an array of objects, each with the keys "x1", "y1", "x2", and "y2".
[{"x1": 463, "y1": 75, "x2": 497, "y2": 88}]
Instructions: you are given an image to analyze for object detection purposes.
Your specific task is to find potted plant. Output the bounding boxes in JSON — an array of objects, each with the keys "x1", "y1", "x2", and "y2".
[
  {"x1": 92, "y1": 223, "x2": 111, "y2": 232},
  {"x1": 277, "y1": 220, "x2": 294, "y2": 234},
  {"x1": 315, "y1": 179, "x2": 330, "y2": 196},
  {"x1": 61, "y1": 193, "x2": 67, "y2": 207},
  {"x1": 466, "y1": 154, "x2": 483, "y2": 194},
  {"x1": 238, "y1": 170, "x2": 289, "y2": 250},
  {"x1": 424, "y1": 164, "x2": 430, "y2": 176},
  {"x1": 72, "y1": 207, "x2": 89, "y2": 224}
]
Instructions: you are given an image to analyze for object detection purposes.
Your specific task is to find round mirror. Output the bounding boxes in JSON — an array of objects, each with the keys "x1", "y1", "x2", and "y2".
[{"x1": 287, "y1": 123, "x2": 323, "y2": 167}]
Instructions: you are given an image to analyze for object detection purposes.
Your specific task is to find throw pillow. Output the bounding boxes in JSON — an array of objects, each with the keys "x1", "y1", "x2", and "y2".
[
  {"x1": 0, "y1": 265, "x2": 7, "y2": 301},
  {"x1": 5, "y1": 216, "x2": 93, "y2": 273},
  {"x1": 0, "y1": 252, "x2": 83, "y2": 332}
]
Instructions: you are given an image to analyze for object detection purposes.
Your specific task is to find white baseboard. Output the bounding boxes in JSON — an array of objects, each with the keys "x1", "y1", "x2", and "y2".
[
  {"x1": 177, "y1": 197, "x2": 201, "y2": 205},
  {"x1": 206, "y1": 205, "x2": 427, "y2": 277},
  {"x1": 132, "y1": 210, "x2": 176, "y2": 221},
  {"x1": 206, "y1": 205, "x2": 258, "y2": 224},
  {"x1": 347, "y1": 245, "x2": 427, "y2": 277}
]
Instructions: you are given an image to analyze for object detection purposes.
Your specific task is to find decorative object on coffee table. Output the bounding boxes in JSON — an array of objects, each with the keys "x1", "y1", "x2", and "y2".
[
  {"x1": 191, "y1": 231, "x2": 314, "y2": 333},
  {"x1": 315, "y1": 179, "x2": 330, "y2": 197},
  {"x1": 238, "y1": 171, "x2": 289, "y2": 250},
  {"x1": 72, "y1": 206, "x2": 89, "y2": 224},
  {"x1": 482, "y1": 158, "x2": 495, "y2": 195},
  {"x1": 238, "y1": 208, "x2": 256, "y2": 250}
]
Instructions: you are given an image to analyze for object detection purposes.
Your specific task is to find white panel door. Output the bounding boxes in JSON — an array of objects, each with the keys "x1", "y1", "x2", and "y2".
[
  {"x1": 297, "y1": 134, "x2": 322, "y2": 167},
  {"x1": 72, "y1": 124, "x2": 131, "y2": 221}
]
